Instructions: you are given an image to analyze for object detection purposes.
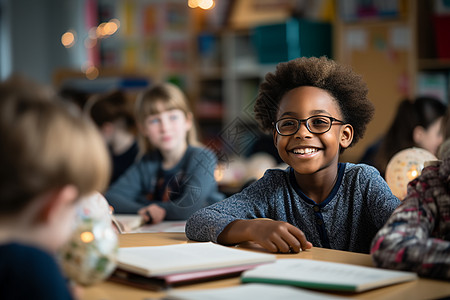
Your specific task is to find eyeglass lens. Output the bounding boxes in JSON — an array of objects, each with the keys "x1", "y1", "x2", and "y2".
[{"x1": 276, "y1": 116, "x2": 332, "y2": 135}]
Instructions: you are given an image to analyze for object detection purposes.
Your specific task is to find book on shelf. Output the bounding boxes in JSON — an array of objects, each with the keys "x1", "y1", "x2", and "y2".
[
  {"x1": 109, "y1": 242, "x2": 275, "y2": 290},
  {"x1": 241, "y1": 258, "x2": 418, "y2": 293}
]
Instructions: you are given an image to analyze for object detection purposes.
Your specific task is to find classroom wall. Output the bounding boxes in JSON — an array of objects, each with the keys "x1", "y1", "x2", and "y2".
[{"x1": 0, "y1": 0, "x2": 86, "y2": 84}]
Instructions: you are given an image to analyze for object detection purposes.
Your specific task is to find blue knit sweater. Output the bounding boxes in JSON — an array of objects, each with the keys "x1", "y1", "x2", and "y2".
[
  {"x1": 186, "y1": 163, "x2": 400, "y2": 253},
  {"x1": 105, "y1": 146, "x2": 224, "y2": 220}
]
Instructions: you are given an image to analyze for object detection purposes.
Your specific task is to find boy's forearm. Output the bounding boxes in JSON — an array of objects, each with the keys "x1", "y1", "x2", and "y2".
[{"x1": 217, "y1": 219, "x2": 252, "y2": 245}]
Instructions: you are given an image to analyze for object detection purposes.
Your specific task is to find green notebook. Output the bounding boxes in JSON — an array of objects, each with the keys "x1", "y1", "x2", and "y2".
[{"x1": 241, "y1": 258, "x2": 417, "y2": 293}]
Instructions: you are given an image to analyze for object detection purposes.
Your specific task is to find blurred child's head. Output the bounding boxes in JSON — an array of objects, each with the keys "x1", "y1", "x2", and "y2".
[
  {"x1": 376, "y1": 97, "x2": 446, "y2": 175},
  {"x1": 135, "y1": 82, "x2": 199, "y2": 156},
  {"x1": 411, "y1": 96, "x2": 446, "y2": 155},
  {"x1": 254, "y1": 57, "x2": 374, "y2": 171},
  {"x1": 85, "y1": 89, "x2": 136, "y2": 144},
  {"x1": 0, "y1": 82, "x2": 111, "y2": 250},
  {"x1": 439, "y1": 105, "x2": 450, "y2": 157}
]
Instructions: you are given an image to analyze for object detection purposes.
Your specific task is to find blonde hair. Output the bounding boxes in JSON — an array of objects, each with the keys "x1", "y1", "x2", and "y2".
[
  {"x1": 0, "y1": 88, "x2": 111, "y2": 215},
  {"x1": 135, "y1": 82, "x2": 200, "y2": 156}
]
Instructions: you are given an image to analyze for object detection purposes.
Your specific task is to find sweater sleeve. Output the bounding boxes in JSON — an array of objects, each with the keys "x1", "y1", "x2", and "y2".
[
  {"x1": 371, "y1": 166, "x2": 450, "y2": 280},
  {"x1": 154, "y1": 147, "x2": 223, "y2": 220},
  {"x1": 185, "y1": 169, "x2": 281, "y2": 243},
  {"x1": 104, "y1": 160, "x2": 157, "y2": 213}
]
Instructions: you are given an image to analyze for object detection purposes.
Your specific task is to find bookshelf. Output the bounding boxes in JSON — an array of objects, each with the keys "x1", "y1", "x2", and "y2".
[
  {"x1": 415, "y1": 0, "x2": 450, "y2": 105},
  {"x1": 335, "y1": 0, "x2": 450, "y2": 163},
  {"x1": 96, "y1": 0, "x2": 195, "y2": 92},
  {"x1": 192, "y1": 28, "x2": 268, "y2": 155},
  {"x1": 193, "y1": 13, "x2": 333, "y2": 157},
  {"x1": 193, "y1": 30, "x2": 225, "y2": 145}
]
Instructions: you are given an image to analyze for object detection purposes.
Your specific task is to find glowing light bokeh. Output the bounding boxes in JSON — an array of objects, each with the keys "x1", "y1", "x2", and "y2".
[
  {"x1": 80, "y1": 231, "x2": 95, "y2": 243},
  {"x1": 85, "y1": 66, "x2": 99, "y2": 80},
  {"x1": 199, "y1": 0, "x2": 214, "y2": 10},
  {"x1": 96, "y1": 23, "x2": 106, "y2": 38},
  {"x1": 188, "y1": 0, "x2": 200, "y2": 8},
  {"x1": 214, "y1": 164, "x2": 225, "y2": 182},
  {"x1": 95, "y1": 20, "x2": 119, "y2": 39},
  {"x1": 104, "y1": 21, "x2": 118, "y2": 35},
  {"x1": 77, "y1": 18, "x2": 121, "y2": 78},
  {"x1": 88, "y1": 27, "x2": 97, "y2": 39},
  {"x1": 61, "y1": 30, "x2": 76, "y2": 48},
  {"x1": 189, "y1": 0, "x2": 214, "y2": 9},
  {"x1": 110, "y1": 18, "x2": 120, "y2": 27},
  {"x1": 84, "y1": 37, "x2": 97, "y2": 49}
]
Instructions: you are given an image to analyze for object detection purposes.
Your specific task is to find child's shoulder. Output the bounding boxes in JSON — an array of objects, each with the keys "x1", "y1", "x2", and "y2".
[
  {"x1": 0, "y1": 242, "x2": 55, "y2": 267},
  {"x1": 243, "y1": 166, "x2": 290, "y2": 187},
  {"x1": 340, "y1": 163, "x2": 396, "y2": 200},
  {"x1": 342, "y1": 162, "x2": 383, "y2": 179},
  {"x1": 241, "y1": 167, "x2": 291, "y2": 194},
  {"x1": 259, "y1": 166, "x2": 291, "y2": 182},
  {"x1": 186, "y1": 146, "x2": 219, "y2": 163},
  {"x1": 189, "y1": 145, "x2": 215, "y2": 156}
]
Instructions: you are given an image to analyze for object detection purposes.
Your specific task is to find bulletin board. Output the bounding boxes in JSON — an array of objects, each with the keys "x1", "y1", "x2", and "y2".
[{"x1": 337, "y1": 22, "x2": 414, "y2": 163}]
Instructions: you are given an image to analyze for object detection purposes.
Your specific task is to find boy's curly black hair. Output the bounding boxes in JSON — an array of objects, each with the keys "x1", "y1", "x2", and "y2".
[{"x1": 254, "y1": 56, "x2": 374, "y2": 148}]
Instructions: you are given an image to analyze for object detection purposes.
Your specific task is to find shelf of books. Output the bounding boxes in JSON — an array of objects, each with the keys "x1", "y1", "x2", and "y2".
[{"x1": 96, "y1": 0, "x2": 195, "y2": 92}]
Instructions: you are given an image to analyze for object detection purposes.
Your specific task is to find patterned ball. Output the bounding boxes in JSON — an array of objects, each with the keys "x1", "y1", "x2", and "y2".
[
  {"x1": 385, "y1": 147, "x2": 437, "y2": 200},
  {"x1": 59, "y1": 192, "x2": 118, "y2": 286}
]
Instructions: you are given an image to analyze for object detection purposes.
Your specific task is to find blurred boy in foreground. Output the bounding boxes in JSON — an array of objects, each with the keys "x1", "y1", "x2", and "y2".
[{"x1": 0, "y1": 78, "x2": 111, "y2": 299}]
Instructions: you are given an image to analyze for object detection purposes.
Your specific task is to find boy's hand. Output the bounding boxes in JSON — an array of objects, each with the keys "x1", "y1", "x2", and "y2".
[
  {"x1": 138, "y1": 204, "x2": 166, "y2": 224},
  {"x1": 218, "y1": 219, "x2": 313, "y2": 253}
]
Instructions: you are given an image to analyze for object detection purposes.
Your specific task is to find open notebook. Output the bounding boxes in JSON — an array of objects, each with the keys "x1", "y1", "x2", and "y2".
[
  {"x1": 241, "y1": 258, "x2": 418, "y2": 292},
  {"x1": 110, "y1": 242, "x2": 276, "y2": 290}
]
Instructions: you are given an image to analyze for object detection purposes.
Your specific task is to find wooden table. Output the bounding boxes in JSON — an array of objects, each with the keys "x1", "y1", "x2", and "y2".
[{"x1": 81, "y1": 232, "x2": 450, "y2": 300}]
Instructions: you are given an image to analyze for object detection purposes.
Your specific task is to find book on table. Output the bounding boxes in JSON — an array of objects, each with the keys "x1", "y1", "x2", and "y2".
[
  {"x1": 109, "y1": 242, "x2": 276, "y2": 290},
  {"x1": 111, "y1": 214, "x2": 186, "y2": 234},
  {"x1": 165, "y1": 283, "x2": 348, "y2": 300},
  {"x1": 111, "y1": 214, "x2": 144, "y2": 234},
  {"x1": 241, "y1": 258, "x2": 418, "y2": 293}
]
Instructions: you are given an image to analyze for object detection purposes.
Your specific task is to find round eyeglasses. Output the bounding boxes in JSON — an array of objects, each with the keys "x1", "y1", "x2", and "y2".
[{"x1": 274, "y1": 115, "x2": 345, "y2": 136}]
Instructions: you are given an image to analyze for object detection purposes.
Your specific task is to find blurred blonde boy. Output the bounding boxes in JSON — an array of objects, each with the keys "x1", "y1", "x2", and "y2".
[{"x1": 0, "y1": 78, "x2": 111, "y2": 299}]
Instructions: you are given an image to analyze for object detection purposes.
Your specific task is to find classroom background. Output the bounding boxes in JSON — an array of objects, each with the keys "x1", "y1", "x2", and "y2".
[{"x1": 1, "y1": 0, "x2": 449, "y2": 184}]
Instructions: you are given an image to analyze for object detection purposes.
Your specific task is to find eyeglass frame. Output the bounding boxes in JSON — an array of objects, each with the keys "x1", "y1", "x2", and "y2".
[{"x1": 273, "y1": 115, "x2": 346, "y2": 136}]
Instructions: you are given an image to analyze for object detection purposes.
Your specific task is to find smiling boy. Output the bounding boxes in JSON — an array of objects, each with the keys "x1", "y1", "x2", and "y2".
[{"x1": 185, "y1": 57, "x2": 400, "y2": 254}]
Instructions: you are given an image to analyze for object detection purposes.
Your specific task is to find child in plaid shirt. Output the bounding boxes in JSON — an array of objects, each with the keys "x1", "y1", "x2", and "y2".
[{"x1": 371, "y1": 140, "x2": 450, "y2": 280}]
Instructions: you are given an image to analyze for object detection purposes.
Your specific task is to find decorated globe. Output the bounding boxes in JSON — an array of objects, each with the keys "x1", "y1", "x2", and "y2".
[
  {"x1": 59, "y1": 192, "x2": 118, "y2": 286},
  {"x1": 385, "y1": 147, "x2": 437, "y2": 200}
]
